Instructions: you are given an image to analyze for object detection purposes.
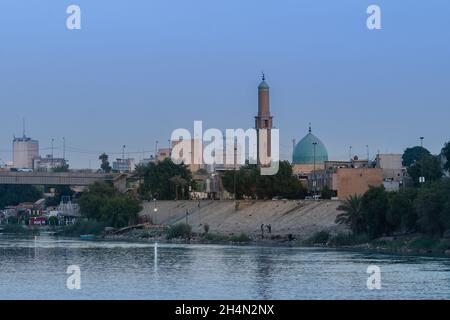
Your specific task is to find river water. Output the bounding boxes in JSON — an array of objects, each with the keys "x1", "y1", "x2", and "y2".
[{"x1": 1, "y1": 235, "x2": 450, "y2": 300}]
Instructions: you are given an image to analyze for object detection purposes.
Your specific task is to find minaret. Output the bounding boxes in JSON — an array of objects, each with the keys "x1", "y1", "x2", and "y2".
[
  {"x1": 255, "y1": 73, "x2": 273, "y2": 161},
  {"x1": 255, "y1": 73, "x2": 273, "y2": 130}
]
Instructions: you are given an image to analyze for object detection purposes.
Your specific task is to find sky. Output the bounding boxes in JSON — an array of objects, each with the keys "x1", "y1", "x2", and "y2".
[{"x1": 0, "y1": 0, "x2": 449, "y2": 169}]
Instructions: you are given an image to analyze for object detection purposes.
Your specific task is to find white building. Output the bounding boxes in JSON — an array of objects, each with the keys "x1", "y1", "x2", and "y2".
[
  {"x1": 113, "y1": 158, "x2": 135, "y2": 173},
  {"x1": 33, "y1": 155, "x2": 67, "y2": 172},
  {"x1": 13, "y1": 135, "x2": 39, "y2": 169}
]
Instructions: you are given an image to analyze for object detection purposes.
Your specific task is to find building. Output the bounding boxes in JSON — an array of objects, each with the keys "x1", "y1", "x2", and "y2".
[
  {"x1": 292, "y1": 125, "x2": 329, "y2": 176},
  {"x1": 33, "y1": 155, "x2": 67, "y2": 172},
  {"x1": 13, "y1": 135, "x2": 39, "y2": 169},
  {"x1": 112, "y1": 158, "x2": 135, "y2": 173},
  {"x1": 255, "y1": 74, "x2": 273, "y2": 163},
  {"x1": 375, "y1": 154, "x2": 404, "y2": 192},
  {"x1": 331, "y1": 167, "x2": 383, "y2": 199},
  {"x1": 157, "y1": 148, "x2": 171, "y2": 162}
]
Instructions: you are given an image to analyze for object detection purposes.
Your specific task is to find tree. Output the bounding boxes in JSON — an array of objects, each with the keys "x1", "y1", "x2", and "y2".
[
  {"x1": 221, "y1": 161, "x2": 306, "y2": 200},
  {"x1": 442, "y1": 141, "x2": 450, "y2": 171},
  {"x1": 402, "y1": 146, "x2": 431, "y2": 167},
  {"x1": 52, "y1": 163, "x2": 70, "y2": 172},
  {"x1": 0, "y1": 185, "x2": 43, "y2": 209},
  {"x1": 137, "y1": 158, "x2": 193, "y2": 200},
  {"x1": 414, "y1": 180, "x2": 450, "y2": 236},
  {"x1": 361, "y1": 186, "x2": 390, "y2": 239},
  {"x1": 335, "y1": 195, "x2": 365, "y2": 235},
  {"x1": 99, "y1": 153, "x2": 112, "y2": 173},
  {"x1": 78, "y1": 182, "x2": 142, "y2": 228},
  {"x1": 321, "y1": 185, "x2": 335, "y2": 200},
  {"x1": 387, "y1": 188, "x2": 418, "y2": 233},
  {"x1": 407, "y1": 154, "x2": 442, "y2": 187}
]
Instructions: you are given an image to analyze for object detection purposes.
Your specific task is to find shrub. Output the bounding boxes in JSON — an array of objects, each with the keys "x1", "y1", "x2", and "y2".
[
  {"x1": 328, "y1": 233, "x2": 370, "y2": 246},
  {"x1": 166, "y1": 223, "x2": 192, "y2": 239},
  {"x1": 305, "y1": 231, "x2": 330, "y2": 245},
  {"x1": 230, "y1": 233, "x2": 251, "y2": 243},
  {"x1": 1, "y1": 224, "x2": 39, "y2": 235},
  {"x1": 60, "y1": 220, "x2": 106, "y2": 236},
  {"x1": 203, "y1": 232, "x2": 228, "y2": 242},
  {"x1": 203, "y1": 224, "x2": 210, "y2": 234}
]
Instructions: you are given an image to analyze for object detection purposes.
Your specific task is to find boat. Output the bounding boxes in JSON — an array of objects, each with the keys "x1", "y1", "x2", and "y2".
[{"x1": 79, "y1": 234, "x2": 96, "y2": 240}]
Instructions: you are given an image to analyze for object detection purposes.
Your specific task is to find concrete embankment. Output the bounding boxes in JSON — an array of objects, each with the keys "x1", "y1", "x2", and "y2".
[{"x1": 139, "y1": 200, "x2": 347, "y2": 240}]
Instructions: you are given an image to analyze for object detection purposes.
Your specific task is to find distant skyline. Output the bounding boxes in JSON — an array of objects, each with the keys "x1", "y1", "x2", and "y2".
[{"x1": 1, "y1": 0, "x2": 449, "y2": 168}]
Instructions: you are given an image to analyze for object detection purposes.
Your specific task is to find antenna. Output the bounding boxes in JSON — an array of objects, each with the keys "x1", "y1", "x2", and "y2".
[{"x1": 22, "y1": 117, "x2": 26, "y2": 137}]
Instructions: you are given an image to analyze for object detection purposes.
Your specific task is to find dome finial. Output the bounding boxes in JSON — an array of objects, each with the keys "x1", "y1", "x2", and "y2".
[
  {"x1": 309, "y1": 122, "x2": 312, "y2": 133},
  {"x1": 262, "y1": 71, "x2": 265, "y2": 81}
]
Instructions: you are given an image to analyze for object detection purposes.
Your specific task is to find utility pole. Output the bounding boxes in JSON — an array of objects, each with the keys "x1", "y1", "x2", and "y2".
[
  {"x1": 51, "y1": 138, "x2": 54, "y2": 168},
  {"x1": 155, "y1": 140, "x2": 159, "y2": 158},
  {"x1": 349, "y1": 146, "x2": 352, "y2": 161},
  {"x1": 63, "y1": 137, "x2": 66, "y2": 161},
  {"x1": 122, "y1": 145, "x2": 126, "y2": 160}
]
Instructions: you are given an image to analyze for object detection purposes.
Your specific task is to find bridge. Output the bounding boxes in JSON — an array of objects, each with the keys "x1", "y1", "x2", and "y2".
[{"x1": 0, "y1": 171, "x2": 127, "y2": 191}]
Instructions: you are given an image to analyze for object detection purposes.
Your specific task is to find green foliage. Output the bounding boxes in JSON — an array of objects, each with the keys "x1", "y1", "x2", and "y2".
[
  {"x1": 327, "y1": 233, "x2": 370, "y2": 246},
  {"x1": 99, "y1": 153, "x2": 112, "y2": 173},
  {"x1": 1, "y1": 224, "x2": 39, "y2": 235},
  {"x1": 304, "y1": 231, "x2": 330, "y2": 245},
  {"x1": 52, "y1": 164, "x2": 69, "y2": 172},
  {"x1": 409, "y1": 236, "x2": 440, "y2": 249},
  {"x1": 136, "y1": 158, "x2": 193, "y2": 200},
  {"x1": 320, "y1": 186, "x2": 335, "y2": 200},
  {"x1": 441, "y1": 141, "x2": 450, "y2": 171},
  {"x1": 0, "y1": 185, "x2": 43, "y2": 209},
  {"x1": 402, "y1": 146, "x2": 431, "y2": 167},
  {"x1": 229, "y1": 233, "x2": 251, "y2": 242},
  {"x1": 414, "y1": 180, "x2": 450, "y2": 236},
  {"x1": 60, "y1": 220, "x2": 107, "y2": 236},
  {"x1": 221, "y1": 161, "x2": 306, "y2": 200},
  {"x1": 78, "y1": 182, "x2": 142, "y2": 228},
  {"x1": 166, "y1": 223, "x2": 192, "y2": 239},
  {"x1": 407, "y1": 154, "x2": 443, "y2": 187},
  {"x1": 361, "y1": 186, "x2": 390, "y2": 239},
  {"x1": 203, "y1": 232, "x2": 228, "y2": 241},
  {"x1": 336, "y1": 194, "x2": 365, "y2": 235},
  {"x1": 203, "y1": 223, "x2": 210, "y2": 234},
  {"x1": 387, "y1": 188, "x2": 418, "y2": 232}
]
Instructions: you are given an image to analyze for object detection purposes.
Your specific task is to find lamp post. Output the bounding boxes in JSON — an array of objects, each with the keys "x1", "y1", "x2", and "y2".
[
  {"x1": 313, "y1": 142, "x2": 317, "y2": 195},
  {"x1": 420, "y1": 137, "x2": 425, "y2": 186},
  {"x1": 233, "y1": 145, "x2": 237, "y2": 200},
  {"x1": 153, "y1": 197, "x2": 158, "y2": 224}
]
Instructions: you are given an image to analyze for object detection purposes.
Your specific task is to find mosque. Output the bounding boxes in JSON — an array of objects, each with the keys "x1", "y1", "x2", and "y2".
[
  {"x1": 254, "y1": 75, "x2": 329, "y2": 175},
  {"x1": 291, "y1": 124, "x2": 329, "y2": 175}
]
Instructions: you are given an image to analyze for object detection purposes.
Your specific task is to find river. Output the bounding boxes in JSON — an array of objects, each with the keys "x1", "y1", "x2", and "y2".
[{"x1": 1, "y1": 235, "x2": 450, "y2": 299}]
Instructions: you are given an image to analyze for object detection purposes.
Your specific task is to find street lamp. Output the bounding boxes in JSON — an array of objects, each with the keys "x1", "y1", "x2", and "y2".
[{"x1": 420, "y1": 137, "x2": 425, "y2": 186}]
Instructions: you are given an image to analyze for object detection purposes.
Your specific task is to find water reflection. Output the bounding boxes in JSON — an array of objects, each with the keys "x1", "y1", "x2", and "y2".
[{"x1": 1, "y1": 235, "x2": 450, "y2": 299}]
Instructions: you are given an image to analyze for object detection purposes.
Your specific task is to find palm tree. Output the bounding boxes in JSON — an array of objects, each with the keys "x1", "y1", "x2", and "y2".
[{"x1": 335, "y1": 194, "x2": 365, "y2": 235}]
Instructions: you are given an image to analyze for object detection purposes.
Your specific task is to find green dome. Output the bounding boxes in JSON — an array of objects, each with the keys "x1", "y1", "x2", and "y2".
[{"x1": 292, "y1": 132, "x2": 328, "y2": 165}]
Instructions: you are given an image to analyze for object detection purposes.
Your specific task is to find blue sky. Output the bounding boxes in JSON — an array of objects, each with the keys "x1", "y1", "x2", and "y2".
[{"x1": 0, "y1": 0, "x2": 449, "y2": 168}]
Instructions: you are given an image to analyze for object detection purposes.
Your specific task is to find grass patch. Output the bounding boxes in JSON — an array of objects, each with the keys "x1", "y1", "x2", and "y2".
[
  {"x1": 59, "y1": 220, "x2": 106, "y2": 236},
  {"x1": 303, "y1": 231, "x2": 330, "y2": 245},
  {"x1": 409, "y1": 236, "x2": 440, "y2": 249},
  {"x1": 1, "y1": 224, "x2": 39, "y2": 235},
  {"x1": 229, "y1": 233, "x2": 251, "y2": 243},
  {"x1": 166, "y1": 223, "x2": 192, "y2": 240},
  {"x1": 328, "y1": 233, "x2": 370, "y2": 246},
  {"x1": 203, "y1": 232, "x2": 228, "y2": 242}
]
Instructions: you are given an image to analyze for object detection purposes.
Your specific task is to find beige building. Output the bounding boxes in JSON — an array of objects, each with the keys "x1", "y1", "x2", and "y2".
[
  {"x1": 331, "y1": 167, "x2": 383, "y2": 199},
  {"x1": 13, "y1": 135, "x2": 39, "y2": 169}
]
